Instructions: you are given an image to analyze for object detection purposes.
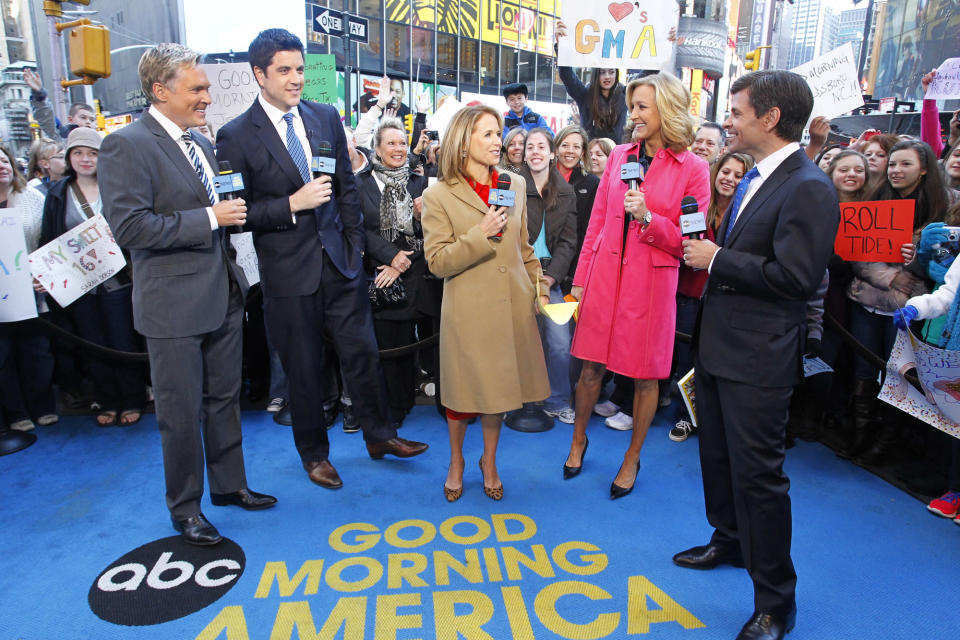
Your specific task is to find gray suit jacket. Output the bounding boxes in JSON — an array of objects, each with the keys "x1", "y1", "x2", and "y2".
[{"x1": 99, "y1": 112, "x2": 249, "y2": 339}]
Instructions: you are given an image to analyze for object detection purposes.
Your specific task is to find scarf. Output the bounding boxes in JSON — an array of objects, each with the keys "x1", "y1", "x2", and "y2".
[{"x1": 372, "y1": 157, "x2": 420, "y2": 251}]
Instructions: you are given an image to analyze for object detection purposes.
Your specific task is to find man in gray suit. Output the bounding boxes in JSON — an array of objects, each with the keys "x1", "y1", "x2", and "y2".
[{"x1": 99, "y1": 44, "x2": 276, "y2": 545}]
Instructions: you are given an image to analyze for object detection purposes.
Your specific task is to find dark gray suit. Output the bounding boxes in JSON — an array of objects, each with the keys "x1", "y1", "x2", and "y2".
[{"x1": 99, "y1": 111, "x2": 251, "y2": 520}]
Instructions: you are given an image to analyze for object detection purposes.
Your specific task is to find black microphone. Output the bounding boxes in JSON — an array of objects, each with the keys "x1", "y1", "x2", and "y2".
[
  {"x1": 679, "y1": 196, "x2": 707, "y2": 240},
  {"x1": 213, "y1": 160, "x2": 244, "y2": 201},
  {"x1": 311, "y1": 140, "x2": 336, "y2": 177},
  {"x1": 488, "y1": 173, "x2": 515, "y2": 241}
]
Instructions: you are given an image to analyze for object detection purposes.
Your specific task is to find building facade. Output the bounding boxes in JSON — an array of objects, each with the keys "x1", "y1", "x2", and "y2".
[{"x1": 786, "y1": 0, "x2": 838, "y2": 69}]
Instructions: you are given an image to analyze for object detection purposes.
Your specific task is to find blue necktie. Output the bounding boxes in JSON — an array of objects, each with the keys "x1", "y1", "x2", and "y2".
[
  {"x1": 723, "y1": 166, "x2": 760, "y2": 244},
  {"x1": 283, "y1": 112, "x2": 311, "y2": 184},
  {"x1": 181, "y1": 133, "x2": 215, "y2": 205}
]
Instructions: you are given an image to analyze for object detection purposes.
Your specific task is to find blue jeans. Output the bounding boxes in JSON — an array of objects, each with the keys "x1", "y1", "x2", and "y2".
[
  {"x1": 537, "y1": 284, "x2": 572, "y2": 410},
  {"x1": 849, "y1": 302, "x2": 898, "y2": 382}
]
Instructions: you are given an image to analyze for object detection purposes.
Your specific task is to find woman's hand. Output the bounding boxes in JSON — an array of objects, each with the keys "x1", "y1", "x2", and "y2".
[
  {"x1": 391, "y1": 249, "x2": 414, "y2": 272},
  {"x1": 537, "y1": 294, "x2": 551, "y2": 314},
  {"x1": 413, "y1": 196, "x2": 423, "y2": 219},
  {"x1": 920, "y1": 68, "x2": 937, "y2": 95},
  {"x1": 570, "y1": 285, "x2": 583, "y2": 301},
  {"x1": 23, "y1": 68, "x2": 43, "y2": 93},
  {"x1": 808, "y1": 116, "x2": 830, "y2": 150},
  {"x1": 377, "y1": 76, "x2": 392, "y2": 109},
  {"x1": 480, "y1": 205, "x2": 507, "y2": 238},
  {"x1": 901, "y1": 242, "x2": 917, "y2": 263},
  {"x1": 375, "y1": 264, "x2": 401, "y2": 288},
  {"x1": 624, "y1": 189, "x2": 647, "y2": 221},
  {"x1": 554, "y1": 20, "x2": 567, "y2": 41},
  {"x1": 413, "y1": 130, "x2": 430, "y2": 155}
]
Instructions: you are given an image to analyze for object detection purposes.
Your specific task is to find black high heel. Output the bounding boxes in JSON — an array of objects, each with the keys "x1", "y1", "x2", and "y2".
[
  {"x1": 563, "y1": 437, "x2": 589, "y2": 480},
  {"x1": 610, "y1": 458, "x2": 640, "y2": 500}
]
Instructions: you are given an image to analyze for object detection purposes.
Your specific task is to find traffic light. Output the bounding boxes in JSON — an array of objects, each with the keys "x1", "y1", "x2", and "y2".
[
  {"x1": 404, "y1": 113, "x2": 413, "y2": 144},
  {"x1": 68, "y1": 24, "x2": 111, "y2": 79},
  {"x1": 744, "y1": 48, "x2": 761, "y2": 72}
]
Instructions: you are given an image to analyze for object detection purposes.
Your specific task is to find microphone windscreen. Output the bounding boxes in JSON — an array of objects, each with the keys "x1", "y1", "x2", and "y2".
[
  {"x1": 218, "y1": 160, "x2": 232, "y2": 173},
  {"x1": 496, "y1": 174, "x2": 511, "y2": 191},
  {"x1": 318, "y1": 141, "x2": 333, "y2": 157},
  {"x1": 627, "y1": 153, "x2": 638, "y2": 164},
  {"x1": 680, "y1": 196, "x2": 698, "y2": 214}
]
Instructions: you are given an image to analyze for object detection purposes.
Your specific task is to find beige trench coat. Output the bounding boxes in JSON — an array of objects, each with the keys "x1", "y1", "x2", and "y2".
[{"x1": 422, "y1": 173, "x2": 550, "y2": 414}]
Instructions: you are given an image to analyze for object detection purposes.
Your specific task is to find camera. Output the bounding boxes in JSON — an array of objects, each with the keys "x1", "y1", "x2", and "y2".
[
  {"x1": 425, "y1": 130, "x2": 439, "y2": 141},
  {"x1": 946, "y1": 226, "x2": 960, "y2": 242}
]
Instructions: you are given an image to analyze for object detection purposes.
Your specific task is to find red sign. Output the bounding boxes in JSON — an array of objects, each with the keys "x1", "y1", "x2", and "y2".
[{"x1": 834, "y1": 199, "x2": 915, "y2": 262}]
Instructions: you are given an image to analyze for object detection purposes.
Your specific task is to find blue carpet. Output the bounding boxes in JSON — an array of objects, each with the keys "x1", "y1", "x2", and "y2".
[{"x1": 2, "y1": 405, "x2": 958, "y2": 639}]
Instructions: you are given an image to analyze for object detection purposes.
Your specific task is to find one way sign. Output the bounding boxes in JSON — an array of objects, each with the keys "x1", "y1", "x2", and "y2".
[{"x1": 311, "y1": 5, "x2": 369, "y2": 44}]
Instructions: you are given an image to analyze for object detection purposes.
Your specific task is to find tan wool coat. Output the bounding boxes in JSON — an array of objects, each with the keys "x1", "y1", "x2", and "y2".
[{"x1": 422, "y1": 172, "x2": 550, "y2": 414}]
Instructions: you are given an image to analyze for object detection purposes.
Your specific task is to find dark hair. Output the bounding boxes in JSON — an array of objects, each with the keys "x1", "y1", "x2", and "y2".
[
  {"x1": 707, "y1": 152, "x2": 754, "y2": 230},
  {"x1": 870, "y1": 139, "x2": 948, "y2": 230},
  {"x1": 729, "y1": 71, "x2": 813, "y2": 143},
  {"x1": 524, "y1": 127, "x2": 565, "y2": 212},
  {"x1": 0, "y1": 145, "x2": 27, "y2": 194},
  {"x1": 826, "y1": 149, "x2": 870, "y2": 202},
  {"x1": 941, "y1": 137, "x2": 960, "y2": 188},
  {"x1": 587, "y1": 68, "x2": 625, "y2": 134},
  {"x1": 814, "y1": 143, "x2": 845, "y2": 166},
  {"x1": 249, "y1": 28, "x2": 304, "y2": 74},
  {"x1": 697, "y1": 121, "x2": 726, "y2": 145},
  {"x1": 502, "y1": 82, "x2": 528, "y2": 99}
]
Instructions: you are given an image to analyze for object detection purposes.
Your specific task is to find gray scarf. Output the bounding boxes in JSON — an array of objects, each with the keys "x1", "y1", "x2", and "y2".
[{"x1": 372, "y1": 157, "x2": 420, "y2": 251}]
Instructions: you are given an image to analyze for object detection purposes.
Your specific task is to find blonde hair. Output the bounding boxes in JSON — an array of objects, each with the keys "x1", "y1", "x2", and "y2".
[
  {"x1": 437, "y1": 105, "x2": 504, "y2": 183},
  {"x1": 625, "y1": 73, "x2": 696, "y2": 151},
  {"x1": 27, "y1": 138, "x2": 63, "y2": 180},
  {"x1": 138, "y1": 43, "x2": 202, "y2": 103}
]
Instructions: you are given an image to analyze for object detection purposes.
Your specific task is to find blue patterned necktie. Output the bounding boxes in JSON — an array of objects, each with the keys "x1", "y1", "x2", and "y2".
[
  {"x1": 283, "y1": 112, "x2": 312, "y2": 184},
  {"x1": 181, "y1": 133, "x2": 215, "y2": 205},
  {"x1": 723, "y1": 166, "x2": 760, "y2": 244}
]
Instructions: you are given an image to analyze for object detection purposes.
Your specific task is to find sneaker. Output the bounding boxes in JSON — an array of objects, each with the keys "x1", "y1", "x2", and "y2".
[
  {"x1": 266, "y1": 397, "x2": 287, "y2": 413},
  {"x1": 544, "y1": 406, "x2": 576, "y2": 424},
  {"x1": 927, "y1": 491, "x2": 960, "y2": 518},
  {"x1": 36, "y1": 414, "x2": 59, "y2": 426},
  {"x1": 10, "y1": 419, "x2": 35, "y2": 432},
  {"x1": 605, "y1": 411, "x2": 633, "y2": 431},
  {"x1": 593, "y1": 400, "x2": 619, "y2": 417},
  {"x1": 669, "y1": 419, "x2": 696, "y2": 442}
]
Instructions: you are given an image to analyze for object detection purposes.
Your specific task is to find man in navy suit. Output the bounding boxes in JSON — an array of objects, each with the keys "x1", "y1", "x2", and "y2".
[
  {"x1": 216, "y1": 29, "x2": 427, "y2": 489},
  {"x1": 680, "y1": 71, "x2": 840, "y2": 640}
]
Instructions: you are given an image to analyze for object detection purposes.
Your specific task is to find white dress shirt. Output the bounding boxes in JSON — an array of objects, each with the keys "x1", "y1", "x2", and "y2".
[
  {"x1": 148, "y1": 105, "x2": 219, "y2": 229},
  {"x1": 708, "y1": 141, "x2": 801, "y2": 273},
  {"x1": 257, "y1": 93, "x2": 311, "y2": 171}
]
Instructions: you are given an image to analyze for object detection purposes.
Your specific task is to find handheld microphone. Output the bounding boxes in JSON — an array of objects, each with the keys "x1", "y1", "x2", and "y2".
[
  {"x1": 213, "y1": 160, "x2": 245, "y2": 200},
  {"x1": 487, "y1": 173, "x2": 515, "y2": 241},
  {"x1": 621, "y1": 153, "x2": 644, "y2": 191},
  {"x1": 679, "y1": 196, "x2": 707, "y2": 240},
  {"x1": 311, "y1": 141, "x2": 336, "y2": 177}
]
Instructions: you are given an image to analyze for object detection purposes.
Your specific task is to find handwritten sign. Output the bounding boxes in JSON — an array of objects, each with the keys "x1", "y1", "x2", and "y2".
[
  {"x1": 925, "y1": 58, "x2": 960, "y2": 100},
  {"x1": 302, "y1": 53, "x2": 337, "y2": 104},
  {"x1": 557, "y1": 3, "x2": 678, "y2": 70},
  {"x1": 880, "y1": 329, "x2": 960, "y2": 440},
  {"x1": 28, "y1": 214, "x2": 127, "y2": 308},
  {"x1": 230, "y1": 232, "x2": 259, "y2": 287},
  {"x1": 0, "y1": 214, "x2": 38, "y2": 322},
  {"x1": 834, "y1": 200, "x2": 914, "y2": 262},
  {"x1": 201, "y1": 62, "x2": 259, "y2": 134},
  {"x1": 791, "y1": 43, "x2": 864, "y2": 121}
]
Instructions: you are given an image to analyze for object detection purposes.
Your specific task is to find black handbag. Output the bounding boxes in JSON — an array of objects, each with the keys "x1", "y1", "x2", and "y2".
[{"x1": 368, "y1": 277, "x2": 407, "y2": 310}]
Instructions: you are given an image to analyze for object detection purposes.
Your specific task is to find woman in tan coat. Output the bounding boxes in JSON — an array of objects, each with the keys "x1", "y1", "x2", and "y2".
[{"x1": 422, "y1": 105, "x2": 550, "y2": 502}]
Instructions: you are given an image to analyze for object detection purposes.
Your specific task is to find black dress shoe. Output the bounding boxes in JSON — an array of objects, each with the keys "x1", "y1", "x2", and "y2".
[
  {"x1": 273, "y1": 405, "x2": 293, "y2": 426},
  {"x1": 210, "y1": 488, "x2": 277, "y2": 510},
  {"x1": 366, "y1": 437, "x2": 428, "y2": 459},
  {"x1": 171, "y1": 513, "x2": 222, "y2": 546},
  {"x1": 672, "y1": 543, "x2": 745, "y2": 570},
  {"x1": 563, "y1": 438, "x2": 588, "y2": 479},
  {"x1": 735, "y1": 607, "x2": 796, "y2": 640},
  {"x1": 342, "y1": 404, "x2": 360, "y2": 433}
]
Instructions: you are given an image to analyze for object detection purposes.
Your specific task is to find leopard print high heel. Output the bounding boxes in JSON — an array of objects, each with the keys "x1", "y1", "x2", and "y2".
[{"x1": 478, "y1": 457, "x2": 503, "y2": 501}]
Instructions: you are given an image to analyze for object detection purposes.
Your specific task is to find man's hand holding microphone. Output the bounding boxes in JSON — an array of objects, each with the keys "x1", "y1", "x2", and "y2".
[
  {"x1": 289, "y1": 175, "x2": 333, "y2": 213},
  {"x1": 213, "y1": 198, "x2": 247, "y2": 227}
]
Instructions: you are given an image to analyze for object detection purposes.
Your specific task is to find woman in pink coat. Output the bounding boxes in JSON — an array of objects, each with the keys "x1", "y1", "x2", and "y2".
[{"x1": 563, "y1": 72, "x2": 711, "y2": 498}]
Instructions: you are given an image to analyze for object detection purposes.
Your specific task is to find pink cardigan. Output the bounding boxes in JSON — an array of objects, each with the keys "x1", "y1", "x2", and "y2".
[{"x1": 571, "y1": 143, "x2": 711, "y2": 378}]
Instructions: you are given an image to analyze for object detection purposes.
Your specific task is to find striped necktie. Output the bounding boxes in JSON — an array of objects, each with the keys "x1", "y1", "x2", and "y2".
[
  {"x1": 283, "y1": 112, "x2": 312, "y2": 184},
  {"x1": 723, "y1": 166, "x2": 760, "y2": 244},
  {"x1": 181, "y1": 133, "x2": 215, "y2": 205}
]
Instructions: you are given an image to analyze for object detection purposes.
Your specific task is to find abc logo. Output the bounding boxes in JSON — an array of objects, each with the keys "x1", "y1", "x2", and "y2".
[{"x1": 88, "y1": 536, "x2": 245, "y2": 626}]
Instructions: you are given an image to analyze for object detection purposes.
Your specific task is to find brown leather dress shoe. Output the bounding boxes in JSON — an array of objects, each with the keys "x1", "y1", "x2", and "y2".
[
  {"x1": 366, "y1": 437, "x2": 429, "y2": 459},
  {"x1": 303, "y1": 460, "x2": 343, "y2": 489}
]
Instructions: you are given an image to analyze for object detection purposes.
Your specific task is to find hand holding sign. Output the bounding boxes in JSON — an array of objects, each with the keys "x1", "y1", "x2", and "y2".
[
  {"x1": 923, "y1": 59, "x2": 960, "y2": 100},
  {"x1": 557, "y1": 4, "x2": 678, "y2": 70}
]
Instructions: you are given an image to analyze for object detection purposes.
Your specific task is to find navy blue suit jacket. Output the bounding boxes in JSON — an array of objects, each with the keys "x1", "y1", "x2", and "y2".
[
  {"x1": 216, "y1": 99, "x2": 363, "y2": 297},
  {"x1": 695, "y1": 148, "x2": 839, "y2": 388}
]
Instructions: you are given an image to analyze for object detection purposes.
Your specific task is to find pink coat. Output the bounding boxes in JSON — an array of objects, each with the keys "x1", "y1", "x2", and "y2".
[{"x1": 571, "y1": 143, "x2": 711, "y2": 378}]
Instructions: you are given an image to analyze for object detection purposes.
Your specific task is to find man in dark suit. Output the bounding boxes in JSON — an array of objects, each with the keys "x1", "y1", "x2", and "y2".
[
  {"x1": 680, "y1": 71, "x2": 840, "y2": 640},
  {"x1": 216, "y1": 29, "x2": 427, "y2": 489},
  {"x1": 99, "y1": 44, "x2": 276, "y2": 546}
]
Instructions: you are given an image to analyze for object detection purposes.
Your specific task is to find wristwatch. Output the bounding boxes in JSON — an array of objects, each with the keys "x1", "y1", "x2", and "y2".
[{"x1": 642, "y1": 211, "x2": 653, "y2": 225}]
